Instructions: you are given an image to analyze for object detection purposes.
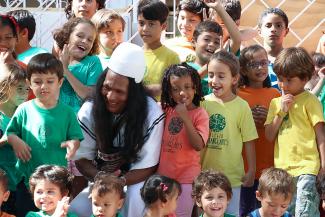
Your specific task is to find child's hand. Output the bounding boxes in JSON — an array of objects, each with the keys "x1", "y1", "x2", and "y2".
[
  {"x1": 280, "y1": 90, "x2": 294, "y2": 113},
  {"x1": 11, "y1": 139, "x2": 31, "y2": 162},
  {"x1": 0, "y1": 49, "x2": 11, "y2": 64},
  {"x1": 175, "y1": 103, "x2": 189, "y2": 120},
  {"x1": 318, "y1": 66, "x2": 325, "y2": 78},
  {"x1": 252, "y1": 105, "x2": 268, "y2": 127},
  {"x1": 52, "y1": 196, "x2": 70, "y2": 217},
  {"x1": 59, "y1": 44, "x2": 70, "y2": 70},
  {"x1": 61, "y1": 140, "x2": 80, "y2": 160},
  {"x1": 242, "y1": 171, "x2": 255, "y2": 187}
]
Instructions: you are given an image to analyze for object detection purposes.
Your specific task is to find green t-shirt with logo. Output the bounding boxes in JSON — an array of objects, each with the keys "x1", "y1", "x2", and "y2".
[{"x1": 6, "y1": 100, "x2": 84, "y2": 188}]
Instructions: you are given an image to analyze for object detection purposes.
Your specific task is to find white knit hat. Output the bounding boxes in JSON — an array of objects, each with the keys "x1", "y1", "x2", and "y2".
[{"x1": 107, "y1": 42, "x2": 146, "y2": 83}]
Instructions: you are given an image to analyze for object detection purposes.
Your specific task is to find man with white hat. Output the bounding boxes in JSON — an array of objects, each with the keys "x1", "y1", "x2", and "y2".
[{"x1": 70, "y1": 42, "x2": 165, "y2": 217}]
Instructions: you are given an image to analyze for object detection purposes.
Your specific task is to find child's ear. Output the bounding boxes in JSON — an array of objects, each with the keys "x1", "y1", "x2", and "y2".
[
  {"x1": 3, "y1": 190, "x2": 10, "y2": 202},
  {"x1": 256, "y1": 191, "x2": 262, "y2": 202},
  {"x1": 161, "y1": 22, "x2": 167, "y2": 31},
  {"x1": 195, "y1": 199, "x2": 202, "y2": 208},
  {"x1": 58, "y1": 77, "x2": 64, "y2": 87},
  {"x1": 284, "y1": 27, "x2": 289, "y2": 36},
  {"x1": 20, "y1": 28, "x2": 29, "y2": 39},
  {"x1": 232, "y1": 74, "x2": 240, "y2": 85},
  {"x1": 117, "y1": 198, "x2": 124, "y2": 210}
]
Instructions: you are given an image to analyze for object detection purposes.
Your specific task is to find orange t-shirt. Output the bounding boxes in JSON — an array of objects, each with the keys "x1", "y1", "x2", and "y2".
[
  {"x1": 238, "y1": 87, "x2": 280, "y2": 178},
  {"x1": 157, "y1": 107, "x2": 209, "y2": 184},
  {"x1": 0, "y1": 211, "x2": 15, "y2": 217}
]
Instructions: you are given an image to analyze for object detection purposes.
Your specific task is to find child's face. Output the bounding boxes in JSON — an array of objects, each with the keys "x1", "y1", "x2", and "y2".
[
  {"x1": 0, "y1": 24, "x2": 17, "y2": 55},
  {"x1": 28, "y1": 73, "x2": 63, "y2": 107},
  {"x1": 98, "y1": 20, "x2": 124, "y2": 53},
  {"x1": 0, "y1": 184, "x2": 10, "y2": 207},
  {"x1": 194, "y1": 31, "x2": 221, "y2": 65},
  {"x1": 72, "y1": 0, "x2": 98, "y2": 19},
  {"x1": 256, "y1": 191, "x2": 291, "y2": 217},
  {"x1": 137, "y1": 14, "x2": 166, "y2": 47},
  {"x1": 208, "y1": 60, "x2": 238, "y2": 101},
  {"x1": 8, "y1": 80, "x2": 29, "y2": 107},
  {"x1": 278, "y1": 75, "x2": 307, "y2": 96},
  {"x1": 259, "y1": 13, "x2": 289, "y2": 48},
  {"x1": 68, "y1": 23, "x2": 96, "y2": 61},
  {"x1": 33, "y1": 179, "x2": 65, "y2": 215},
  {"x1": 197, "y1": 187, "x2": 229, "y2": 217},
  {"x1": 177, "y1": 10, "x2": 201, "y2": 41},
  {"x1": 91, "y1": 190, "x2": 124, "y2": 217},
  {"x1": 243, "y1": 49, "x2": 269, "y2": 86},
  {"x1": 170, "y1": 74, "x2": 195, "y2": 109}
]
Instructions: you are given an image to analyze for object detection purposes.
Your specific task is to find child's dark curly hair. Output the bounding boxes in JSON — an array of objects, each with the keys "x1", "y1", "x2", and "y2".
[
  {"x1": 89, "y1": 172, "x2": 125, "y2": 199},
  {"x1": 140, "y1": 174, "x2": 181, "y2": 206},
  {"x1": 29, "y1": 165, "x2": 74, "y2": 197},
  {"x1": 52, "y1": 17, "x2": 99, "y2": 55},
  {"x1": 192, "y1": 170, "x2": 232, "y2": 204},
  {"x1": 161, "y1": 62, "x2": 203, "y2": 109},
  {"x1": 64, "y1": 0, "x2": 106, "y2": 19}
]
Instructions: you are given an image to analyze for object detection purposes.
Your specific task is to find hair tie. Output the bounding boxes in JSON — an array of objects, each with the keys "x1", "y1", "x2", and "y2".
[{"x1": 160, "y1": 183, "x2": 168, "y2": 192}]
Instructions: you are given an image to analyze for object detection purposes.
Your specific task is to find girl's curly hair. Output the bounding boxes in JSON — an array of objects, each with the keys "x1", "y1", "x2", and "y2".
[{"x1": 53, "y1": 17, "x2": 99, "y2": 55}]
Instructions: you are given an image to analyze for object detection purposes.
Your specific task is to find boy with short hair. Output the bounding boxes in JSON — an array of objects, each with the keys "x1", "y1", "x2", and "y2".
[
  {"x1": 265, "y1": 47, "x2": 325, "y2": 217},
  {"x1": 248, "y1": 167, "x2": 295, "y2": 217},
  {"x1": 0, "y1": 169, "x2": 14, "y2": 217},
  {"x1": 137, "y1": 0, "x2": 180, "y2": 98},
  {"x1": 5, "y1": 53, "x2": 83, "y2": 217},
  {"x1": 258, "y1": 8, "x2": 289, "y2": 89},
  {"x1": 7, "y1": 9, "x2": 48, "y2": 64},
  {"x1": 89, "y1": 172, "x2": 125, "y2": 217}
]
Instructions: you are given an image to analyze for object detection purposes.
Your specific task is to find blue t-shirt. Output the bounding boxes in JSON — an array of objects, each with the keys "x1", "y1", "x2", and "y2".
[
  {"x1": 248, "y1": 209, "x2": 292, "y2": 217},
  {"x1": 268, "y1": 63, "x2": 280, "y2": 90}
]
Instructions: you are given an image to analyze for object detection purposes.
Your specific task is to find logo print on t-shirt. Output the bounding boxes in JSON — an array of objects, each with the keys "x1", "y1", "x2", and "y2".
[
  {"x1": 209, "y1": 114, "x2": 226, "y2": 132},
  {"x1": 39, "y1": 124, "x2": 52, "y2": 147},
  {"x1": 168, "y1": 117, "x2": 183, "y2": 135}
]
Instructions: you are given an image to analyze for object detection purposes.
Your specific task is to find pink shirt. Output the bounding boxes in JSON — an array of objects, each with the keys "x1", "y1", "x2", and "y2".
[{"x1": 158, "y1": 107, "x2": 209, "y2": 183}]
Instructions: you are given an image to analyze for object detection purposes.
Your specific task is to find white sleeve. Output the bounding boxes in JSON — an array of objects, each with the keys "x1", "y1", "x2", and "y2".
[
  {"x1": 130, "y1": 97, "x2": 165, "y2": 170},
  {"x1": 72, "y1": 101, "x2": 97, "y2": 161}
]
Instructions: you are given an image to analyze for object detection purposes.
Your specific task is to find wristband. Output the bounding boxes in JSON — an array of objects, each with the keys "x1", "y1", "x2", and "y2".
[{"x1": 277, "y1": 110, "x2": 287, "y2": 118}]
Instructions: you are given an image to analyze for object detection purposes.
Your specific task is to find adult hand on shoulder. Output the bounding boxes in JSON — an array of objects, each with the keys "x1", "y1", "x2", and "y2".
[
  {"x1": 252, "y1": 105, "x2": 268, "y2": 127},
  {"x1": 61, "y1": 140, "x2": 80, "y2": 160}
]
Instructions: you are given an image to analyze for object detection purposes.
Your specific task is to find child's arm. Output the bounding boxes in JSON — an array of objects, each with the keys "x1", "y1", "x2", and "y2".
[
  {"x1": 206, "y1": 1, "x2": 241, "y2": 54},
  {"x1": 61, "y1": 139, "x2": 80, "y2": 160},
  {"x1": 311, "y1": 67, "x2": 325, "y2": 96},
  {"x1": 242, "y1": 140, "x2": 256, "y2": 187},
  {"x1": 265, "y1": 93, "x2": 294, "y2": 142},
  {"x1": 176, "y1": 104, "x2": 205, "y2": 151},
  {"x1": 315, "y1": 122, "x2": 325, "y2": 174},
  {"x1": 7, "y1": 134, "x2": 31, "y2": 162},
  {"x1": 59, "y1": 44, "x2": 94, "y2": 99}
]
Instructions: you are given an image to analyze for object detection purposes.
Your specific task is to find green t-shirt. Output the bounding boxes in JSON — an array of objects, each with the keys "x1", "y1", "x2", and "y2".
[
  {"x1": 26, "y1": 210, "x2": 77, "y2": 217},
  {"x1": 200, "y1": 213, "x2": 235, "y2": 217},
  {"x1": 6, "y1": 100, "x2": 84, "y2": 187},
  {"x1": 17, "y1": 47, "x2": 48, "y2": 64},
  {"x1": 60, "y1": 55, "x2": 103, "y2": 113},
  {"x1": 319, "y1": 85, "x2": 325, "y2": 118},
  {"x1": 187, "y1": 62, "x2": 211, "y2": 96},
  {"x1": 0, "y1": 112, "x2": 20, "y2": 191}
]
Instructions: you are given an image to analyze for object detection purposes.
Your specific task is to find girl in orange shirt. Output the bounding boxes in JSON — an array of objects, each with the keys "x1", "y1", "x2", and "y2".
[{"x1": 237, "y1": 44, "x2": 280, "y2": 216}]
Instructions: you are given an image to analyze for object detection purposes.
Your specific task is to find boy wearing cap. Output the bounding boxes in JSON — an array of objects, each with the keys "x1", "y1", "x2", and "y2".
[
  {"x1": 137, "y1": 0, "x2": 180, "y2": 99},
  {"x1": 70, "y1": 42, "x2": 165, "y2": 217}
]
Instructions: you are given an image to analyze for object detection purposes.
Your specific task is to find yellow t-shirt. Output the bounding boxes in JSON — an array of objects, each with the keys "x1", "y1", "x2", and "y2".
[
  {"x1": 143, "y1": 45, "x2": 180, "y2": 86},
  {"x1": 265, "y1": 91, "x2": 324, "y2": 176},
  {"x1": 201, "y1": 94, "x2": 258, "y2": 187},
  {"x1": 164, "y1": 37, "x2": 196, "y2": 62}
]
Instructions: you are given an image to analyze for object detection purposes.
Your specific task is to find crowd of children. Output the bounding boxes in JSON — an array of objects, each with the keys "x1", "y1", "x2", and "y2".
[{"x1": 0, "y1": 0, "x2": 325, "y2": 217}]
